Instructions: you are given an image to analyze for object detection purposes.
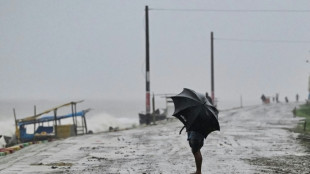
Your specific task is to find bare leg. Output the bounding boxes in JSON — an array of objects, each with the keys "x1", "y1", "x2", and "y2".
[{"x1": 193, "y1": 150, "x2": 202, "y2": 174}]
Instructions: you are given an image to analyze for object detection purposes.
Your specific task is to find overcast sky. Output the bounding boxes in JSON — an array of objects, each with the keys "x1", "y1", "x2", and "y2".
[{"x1": 1, "y1": 0, "x2": 310, "y2": 107}]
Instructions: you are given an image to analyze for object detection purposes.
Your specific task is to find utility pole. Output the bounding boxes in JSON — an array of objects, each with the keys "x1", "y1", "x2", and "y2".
[
  {"x1": 145, "y1": 6, "x2": 151, "y2": 115},
  {"x1": 211, "y1": 32, "x2": 215, "y2": 104}
]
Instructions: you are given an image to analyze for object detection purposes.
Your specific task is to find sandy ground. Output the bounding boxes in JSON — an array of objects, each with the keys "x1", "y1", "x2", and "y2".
[{"x1": 0, "y1": 103, "x2": 309, "y2": 174}]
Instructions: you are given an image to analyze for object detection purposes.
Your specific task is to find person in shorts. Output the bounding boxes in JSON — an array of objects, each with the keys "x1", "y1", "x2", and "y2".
[{"x1": 188, "y1": 130, "x2": 204, "y2": 174}]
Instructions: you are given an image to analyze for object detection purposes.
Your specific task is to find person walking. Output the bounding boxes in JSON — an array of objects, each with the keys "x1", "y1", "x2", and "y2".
[
  {"x1": 261, "y1": 94, "x2": 266, "y2": 104},
  {"x1": 171, "y1": 88, "x2": 220, "y2": 174},
  {"x1": 296, "y1": 94, "x2": 299, "y2": 102},
  {"x1": 187, "y1": 117, "x2": 205, "y2": 174},
  {"x1": 276, "y1": 93, "x2": 279, "y2": 103}
]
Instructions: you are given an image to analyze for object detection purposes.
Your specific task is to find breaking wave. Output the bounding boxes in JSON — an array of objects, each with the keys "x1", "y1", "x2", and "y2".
[
  {"x1": 86, "y1": 112, "x2": 139, "y2": 133},
  {"x1": 0, "y1": 112, "x2": 139, "y2": 137},
  {"x1": 0, "y1": 120, "x2": 15, "y2": 137}
]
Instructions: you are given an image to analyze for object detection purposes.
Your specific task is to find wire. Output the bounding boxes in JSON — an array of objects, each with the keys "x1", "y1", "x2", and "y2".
[
  {"x1": 150, "y1": 8, "x2": 310, "y2": 13},
  {"x1": 215, "y1": 38, "x2": 310, "y2": 43}
]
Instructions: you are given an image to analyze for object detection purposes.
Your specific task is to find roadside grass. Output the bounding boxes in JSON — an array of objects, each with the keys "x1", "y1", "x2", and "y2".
[{"x1": 295, "y1": 104, "x2": 310, "y2": 134}]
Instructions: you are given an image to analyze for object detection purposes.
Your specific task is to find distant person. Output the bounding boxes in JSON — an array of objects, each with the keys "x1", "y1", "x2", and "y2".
[
  {"x1": 296, "y1": 94, "x2": 299, "y2": 102},
  {"x1": 293, "y1": 107, "x2": 297, "y2": 117},
  {"x1": 261, "y1": 94, "x2": 266, "y2": 104},
  {"x1": 205, "y1": 92, "x2": 213, "y2": 104},
  {"x1": 285, "y1": 96, "x2": 289, "y2": 103},
  {"x1": 276, "y1": 93, "x2": 279, "y2": 103}
]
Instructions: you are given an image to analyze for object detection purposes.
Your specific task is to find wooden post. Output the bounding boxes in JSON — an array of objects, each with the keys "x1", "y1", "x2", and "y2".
[
  {"x1": 54, "y1": 109, "x2": 57, "y2": 138},
  {"x1": 13, "y1": 108, "x2": 17, "y2": 130},
  {"x1": 74, "y1": 103, "x2": 78, "y2": 135},
  {"x1": 152, "y1": 93, "x2": 155, "y2": 124},
  {"x1": 34, "y1": 105, "x2": 36, "y2": 133},
  {"x1": 83, "y1": 114, "x2": 88, "y2": 134},
  {"x1": 71, "y1": 103, "x2": 75, "y2": 126},
  {"x1": 71, "y1": 103, "x2": 76, "y2": 135},
  {"x1": 13, "y1": 108, "x2": 19, "y2": 142},
  {"x1": 71, "y1": 103, "x2": 77, "y2": 135}
]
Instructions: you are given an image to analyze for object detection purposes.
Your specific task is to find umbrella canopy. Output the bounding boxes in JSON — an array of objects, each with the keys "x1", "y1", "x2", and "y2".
[{"x1": 171, "y1": 88, "x2": 220, "y2": 138}]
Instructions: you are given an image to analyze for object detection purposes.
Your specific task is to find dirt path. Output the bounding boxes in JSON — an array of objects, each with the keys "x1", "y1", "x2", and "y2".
[{"x1": 0, "y1": 103, "x2": 309, "y2": 173}]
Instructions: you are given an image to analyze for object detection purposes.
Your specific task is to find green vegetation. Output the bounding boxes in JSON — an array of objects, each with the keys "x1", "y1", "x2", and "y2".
[{"x1": 295, "y1": 104, "x2": 310, "y2": 134}]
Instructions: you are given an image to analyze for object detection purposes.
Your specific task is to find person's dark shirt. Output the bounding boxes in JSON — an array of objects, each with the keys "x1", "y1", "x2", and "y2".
[{"x1": 188, "y1": 116, "x2": 208, "y2": 138}]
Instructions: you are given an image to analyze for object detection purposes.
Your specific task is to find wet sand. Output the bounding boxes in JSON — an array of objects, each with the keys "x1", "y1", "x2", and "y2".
[{"x1": 0, "y1": 103, "x2": 309, "y2": 173}]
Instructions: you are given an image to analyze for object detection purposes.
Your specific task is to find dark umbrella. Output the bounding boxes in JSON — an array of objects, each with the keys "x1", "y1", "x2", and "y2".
[{"x1": 171, "y1": 88, "x2": 220, "y2": 138}]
